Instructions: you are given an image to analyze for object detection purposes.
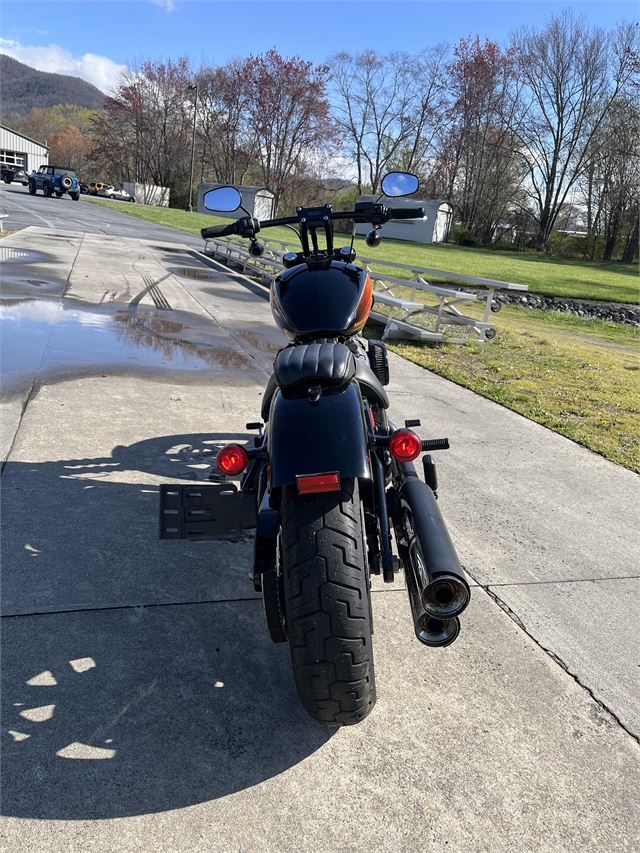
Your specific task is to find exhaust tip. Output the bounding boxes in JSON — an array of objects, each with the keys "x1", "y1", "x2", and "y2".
[
  {"x1": 423, "y1": 575, "x2": 470, "y2": 618},
  {"x1": 416, "y1": 615, "x2": 460, "y2": 647}
]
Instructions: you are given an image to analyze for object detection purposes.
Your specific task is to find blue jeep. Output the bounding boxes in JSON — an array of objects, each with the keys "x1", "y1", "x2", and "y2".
[{"x1": 28, "y1": 165, "x2": 80, "y2": 200}]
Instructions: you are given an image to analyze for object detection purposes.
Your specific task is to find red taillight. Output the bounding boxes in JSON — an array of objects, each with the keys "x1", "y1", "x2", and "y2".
[
  {"x1": 389, "y1": 429, "x2": 422, "y2": 462},
  {"x1": 297, "y1": 472, "x2": 340, "y2": 495},
  {"x1": 216, "y1": 444, "x2": 249, "y2": 476}
]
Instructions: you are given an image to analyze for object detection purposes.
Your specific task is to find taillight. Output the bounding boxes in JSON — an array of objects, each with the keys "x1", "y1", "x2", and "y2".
[
  {"x1": 388, "y1": 429, "x2": 422, "y2": 462},
  {"x1": 297, "y1": 472, "x2": 340, "y2": 494},
  {"x1": 216, "y1": 444, "x2": 249, "y2": 475}
]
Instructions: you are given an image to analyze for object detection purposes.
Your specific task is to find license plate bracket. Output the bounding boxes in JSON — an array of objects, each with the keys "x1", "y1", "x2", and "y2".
[{"x1": 159, "y1": 483, "x2": 243, "y2": 540}]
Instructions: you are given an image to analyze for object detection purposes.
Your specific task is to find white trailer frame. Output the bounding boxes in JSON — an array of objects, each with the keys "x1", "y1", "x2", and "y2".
[{"x1": 203, "y1": 235, "x2": 528, "y2": 344}]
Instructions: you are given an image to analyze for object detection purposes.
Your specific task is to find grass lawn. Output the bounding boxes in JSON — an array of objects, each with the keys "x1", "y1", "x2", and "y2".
[
  {"x1": 84, "y1": 196, "x2": 638, "y2": 304},
  {"x1": 366, "y1": 307, "x2": 640, "y2": 473}
]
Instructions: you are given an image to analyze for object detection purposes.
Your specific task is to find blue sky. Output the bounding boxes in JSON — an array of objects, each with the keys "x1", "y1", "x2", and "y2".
[{"x1": 1, "y1": 1, "x2": 637, "y2": 93}]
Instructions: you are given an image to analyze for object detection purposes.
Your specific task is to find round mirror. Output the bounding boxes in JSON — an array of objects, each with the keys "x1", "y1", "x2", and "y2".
[
  {"x1": 381, "y1": 172, "x2": 419, "y2": 198},
  {"x1": 203, "y1": 186, "x2": 242, "y2": 212}
]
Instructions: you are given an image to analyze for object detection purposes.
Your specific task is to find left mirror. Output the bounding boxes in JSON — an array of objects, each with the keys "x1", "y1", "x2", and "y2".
[
  {"x1": 203, "y1": 186, "x2": 242, "y2": 211},
  {"x1": 381, "y1": 172, "x2": 419, "y2": 198}
]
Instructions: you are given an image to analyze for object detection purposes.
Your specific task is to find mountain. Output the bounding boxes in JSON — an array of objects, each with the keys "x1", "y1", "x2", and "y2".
[{"x1": 0, "y1": 55, "x2": 105, "y2": 118}]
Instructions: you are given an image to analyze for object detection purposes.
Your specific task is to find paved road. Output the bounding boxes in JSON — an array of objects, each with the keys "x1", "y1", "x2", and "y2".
[
  {"x1": 0, "y1": 181, "x2": 205, "y2": 246},
  {"x1": 1, "y1": 190, "x2": 639, "y2": 852}
]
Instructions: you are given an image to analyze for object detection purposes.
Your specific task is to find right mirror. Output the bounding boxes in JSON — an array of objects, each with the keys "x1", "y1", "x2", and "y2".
[
  {"x1": 381, "y1": 172, "x2": 419, "y2": 198},
  {"x1": 203, "y1": 186, "x2": 242, "y2": 211}
]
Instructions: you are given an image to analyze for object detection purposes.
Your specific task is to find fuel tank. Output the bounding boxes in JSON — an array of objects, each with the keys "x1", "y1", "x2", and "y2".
[{"x1": 270, "y1": 261, "x2": 373, "y2": 340}]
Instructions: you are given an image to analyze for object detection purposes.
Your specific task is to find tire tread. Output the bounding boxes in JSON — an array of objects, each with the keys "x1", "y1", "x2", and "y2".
[{"x1": 281, "y1": 479, "x2": 375, "y2": 725}]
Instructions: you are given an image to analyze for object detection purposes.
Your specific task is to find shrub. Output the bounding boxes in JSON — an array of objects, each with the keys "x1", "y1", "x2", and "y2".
[{"x1": 449, "y1": 225, "x2": 476, "y2": 246}]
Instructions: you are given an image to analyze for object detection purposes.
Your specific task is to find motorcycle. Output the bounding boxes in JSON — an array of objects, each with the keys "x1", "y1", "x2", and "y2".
[{"x1": 158, "y1": 173, "x2": 470, "y2": 726}]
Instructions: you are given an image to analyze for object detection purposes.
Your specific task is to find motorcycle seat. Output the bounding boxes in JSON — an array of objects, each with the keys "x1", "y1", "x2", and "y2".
[
  {"x1": 261, "y1": 341, "x2": 389, "y2": 421},
  {"x1": 275, "y1": 342, "x2": 356, "y2": 389}
]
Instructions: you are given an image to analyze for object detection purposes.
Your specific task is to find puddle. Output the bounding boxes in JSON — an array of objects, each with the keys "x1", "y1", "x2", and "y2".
[
  {"x1": 0, "y1": 275, "x2": 65, "y2": 295},
  {"x1": 175, "y1": 267, "x2": 217, "y2": 281},
  {"x1": 0, "y1": 297, "x2": 259, "y2": 391},
  {"x1": 0, "y1": 248, "x2": 31, "y2": 261}
]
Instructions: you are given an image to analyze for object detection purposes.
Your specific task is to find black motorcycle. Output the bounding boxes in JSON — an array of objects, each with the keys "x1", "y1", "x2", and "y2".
[{"x1": 159, "y1": 173, "x2": 470, "y2": 726}]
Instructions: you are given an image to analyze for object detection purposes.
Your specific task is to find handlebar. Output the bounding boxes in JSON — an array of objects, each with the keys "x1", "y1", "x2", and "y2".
[
  {"x1": 387, "y1": 207, "x2": 425, "y2": 220},
  {"x1": 200, "y1": 204, "x2": 425, "y2": 240},
  {"x1": 201, "y1": 222, "x2": 243, "y2": 239}
]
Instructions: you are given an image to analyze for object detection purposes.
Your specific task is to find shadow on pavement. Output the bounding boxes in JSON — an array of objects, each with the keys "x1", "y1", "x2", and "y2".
[
  {"x1": 1, "y1": 432, "x2": 334, "y2": 819},
  {"x1": 2, "y1": 600, "x2": 333, "y2": 819},
  {"x1": 0, "y1": 433, "x2": 272, "y2": 616}
]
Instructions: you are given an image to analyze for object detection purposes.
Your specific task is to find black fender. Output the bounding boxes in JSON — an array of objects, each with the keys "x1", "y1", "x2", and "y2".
[{"x1": 268, "y1": 381, "x2": 370, "y2": 489}]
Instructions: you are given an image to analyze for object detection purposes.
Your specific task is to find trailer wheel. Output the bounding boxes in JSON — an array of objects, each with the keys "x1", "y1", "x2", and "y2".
[{"x1": 279, "y1": 477, "x2": 375, "y2": 726}]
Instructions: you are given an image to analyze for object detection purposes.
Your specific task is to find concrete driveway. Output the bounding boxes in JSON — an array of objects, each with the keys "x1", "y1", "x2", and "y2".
[{"x1": 1, "y1": 219, "x2": 638, "y2": 852}]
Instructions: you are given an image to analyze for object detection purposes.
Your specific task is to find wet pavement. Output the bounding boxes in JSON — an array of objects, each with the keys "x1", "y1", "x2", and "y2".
[
  {"x1": 1, "y1": 298, "x2": 259, "y2": 395},
  {"x1": 1, "y1": 223, "x2": 639, "y2": 852}
]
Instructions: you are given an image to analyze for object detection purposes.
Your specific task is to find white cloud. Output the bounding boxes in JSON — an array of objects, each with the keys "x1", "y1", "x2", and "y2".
[
  {"x1": 150, "y1": 0, "x2": 176, "y2": 10},
  {"x1": 0, "y1": 38, "x2": 127, "y2": 95}
]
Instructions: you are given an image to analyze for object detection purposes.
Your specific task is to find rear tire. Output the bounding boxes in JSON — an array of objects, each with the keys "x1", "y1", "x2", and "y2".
[
  {"x1": 70, "y1": 192, "x2": 80, "y2": 201},
  {"x1": 280, "y1": 478, "x2": 375, "y2": 726}
]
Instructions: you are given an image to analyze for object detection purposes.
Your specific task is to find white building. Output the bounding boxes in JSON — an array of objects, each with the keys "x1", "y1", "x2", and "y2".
[
  {"x1": 0, "y1": 125, "x2": 49, "y2": 173},
  {"x1": 197, "y1": 184, "x2": 275, "y2": 220},
  {"x1": 354, "y1": 195, "x2": 453, "y2": 244}
]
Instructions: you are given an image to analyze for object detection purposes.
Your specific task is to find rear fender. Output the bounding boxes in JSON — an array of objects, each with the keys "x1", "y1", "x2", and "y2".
[{"x1": 268, "y1": 381, "x2": 370, "y2": 488}]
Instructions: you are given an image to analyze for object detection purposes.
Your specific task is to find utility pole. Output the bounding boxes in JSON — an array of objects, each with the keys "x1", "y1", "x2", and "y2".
[{"x1": 187, "y1": 83, "x2": 198, "y2": 212}]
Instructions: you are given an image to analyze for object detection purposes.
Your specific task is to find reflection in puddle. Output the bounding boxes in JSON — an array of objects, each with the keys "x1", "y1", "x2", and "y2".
[
  {"x1": 0, "y1": 297, "x2": 256, "y2": 388},
  {"x1": 0, "y1": 248, "x2": 31, "y2": 261},
  {"x1": 175, "y1": 267, "x2": 216, "y2": 280}
]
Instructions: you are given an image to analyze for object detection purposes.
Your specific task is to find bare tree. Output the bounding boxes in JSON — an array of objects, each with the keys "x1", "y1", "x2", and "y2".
[
  {"x1": 511, "y1": 11, "x2": 638, "y2": 251},
  {"x1": 242, "y1": 49, "x2": 335, "y2": 214},
  {"x1": 195, "y1": 59, "x2": 255, "y2": 186},
  {"x1": 330, "y1": 48, "x2": 448, "y2": 194},
  {"x1": 91, "y1": 58, "x2": 193, "y2": 196},
  {"x1": 440, "y1": 36, "x2": 525, "y2": 243},
  {"x1": 579, "y1": 96, "x2": 640, "y2": 260}
]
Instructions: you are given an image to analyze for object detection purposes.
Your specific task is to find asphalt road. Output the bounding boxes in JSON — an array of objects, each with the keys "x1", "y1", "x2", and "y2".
[
  {"x1": 0, "y1": 181, "x2": 205, "y2": 246},
  {"x1": 1, "y1": 185, "x2": 639, "y2": 852}
]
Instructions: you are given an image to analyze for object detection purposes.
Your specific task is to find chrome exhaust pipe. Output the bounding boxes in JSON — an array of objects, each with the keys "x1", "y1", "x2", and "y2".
[
  {"x1": 404, "y1": 547, "x2": 460, "y2": 647},
  {"x1": 398, "y1": 461, "x2": 470, "y2": 619}
]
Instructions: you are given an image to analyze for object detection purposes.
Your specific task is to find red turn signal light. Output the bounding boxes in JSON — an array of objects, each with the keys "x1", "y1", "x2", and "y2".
[
  {"x1": 216, "y1": 444, "x2": 249, "y2": 476},
  {"x1": 388, "y1": 429, "x2": 422, "y2": 462},
  {"x1": 297, "y1": 472, "x2": 341, "y2": 495}
]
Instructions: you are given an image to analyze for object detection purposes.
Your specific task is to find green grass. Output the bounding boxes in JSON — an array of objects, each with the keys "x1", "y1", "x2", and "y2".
[
  {"x1": 83, "y1": 195, "x2": 229, "y2": 235},
  {"x1": 366, "y1": 307, "x2": 640, "y2": 472},
  {"x1": 84, "y1": 196, "x2": 638, "y2": 304},
  {"x1": 353, "y1": 237, "x2": 639, "y2": 305}
]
